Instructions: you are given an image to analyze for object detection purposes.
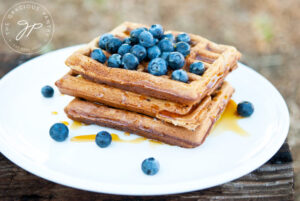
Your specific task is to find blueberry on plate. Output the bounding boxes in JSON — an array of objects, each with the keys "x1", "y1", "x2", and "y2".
[
  {"x1": 172, "y1": 69, "x2": 189, "y2": 83},
  {"x1": 149, "y1": 24, "x2": 164, "y2": 39},
  {"x1": 237, "y1": 101, "x2": 254, "y2": 117},
  {"x1": 175, "y1": 42, "x2": 190, "y2": 57},
  {"x1": 91, "y1": 48, "x2": 107, "y2": 63},
  {"x1": 130, "y1": 27, "x2": 146, "y2": 43},
  {"x1": 148, "y1": 58, "x2": 167, "y2": 76},
  {"x1": 162, "y1": 33, "x2": 175, "y2": 42},
  {"x1": 122, "y1": 53, "x2": 139, "y2": 70},
  {"x1": 190, "y1": 62, "x2": 205, "y2": 75},
  {"x1": 147, "y1": 45, "x2": 161, "y2": 60},
  {"x1": 176, "y1": 33, "x2": 190, "y2": 43},
  {"x1": 98, "y1": 33, "x2": 113, "y2": 49},
  {"x1": 160, "y1": 52, "x2": 170, "y2": 61},
  {"x1": 106, "y1": 37, "x2": 122, "y2": 53},
  {"x1": 49, "y1": 123, "x2": 69, "y2": 142},
  {"x1": 141, "y1": 157, "x2": 160, "y2": 175},
  {"x1": 108, "y1": 54, "x2": 122, "y2": 68},
  {"x1": 118, "y1": 44, "x2": 132, "y2": 56},
  {"x1": 168, "y1": 52, "x2": 185, "y2": 69},
  {"x1": 130, "y1": 44, "x2": 147, "y2": 61},
  {"x1": 158, "y1": 38, "x2": 174, "y2": 52},
  {"x1": 95, "y1": 131, "x2": 112, "y2": 148},
  {"x1": 139, "y1": 31, "x2": 154, "y2": 48},
  {"x1": 41, "y1": 85, "x2": 54, "y2": 98}
]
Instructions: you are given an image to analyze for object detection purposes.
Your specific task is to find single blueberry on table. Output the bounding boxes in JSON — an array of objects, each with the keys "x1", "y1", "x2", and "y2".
[
  {"x1": 158, "y1": 38, "x2": 174, "y2": 52},
  {"x1": 147, "y1": 45, "x2": 161, "y2": 60},
  {"x1": 118, "y1": 44, "x2": 132, "y2": 56},
  {"x1": 141, "y1": 157, "x2": 160, "y2": 175},
  {"x1": 176, "y1": 33, "x2": 190, "y2": 43},
  {"x1": 130, "y1": 27, "x2": 145, "y2": 43},
  {"x1": 162, "y1": 33, "x2": 175, "y2": 42},
  {"x1": 41, "y1": 85, "x2": 54, "y2": 98},
  {"x1": 160, "y1": 52, "x2": 170, "y2": 61},
  {"x1": 168, "y1": 52, "x2": 185, "y2": 69},
  {"x1": 98, "y1": 33, "x2": 113, "y2": 49},
  {"x1": 108, "y1": 54, "x2": 122, "y2": 68},
  {"x1": 95, "y1": 131, "x2": 112, "y2": 148},
  {"x1": 149, "y1": 24, "x2": 164, "y2": 39},
  {"x1": 148, "y1": 58, "x2": 167, "y2": 76},
  {"x1": 90, "y1": 48, "x2": 106, "y2": 63},
  {"x1": 122, "y1": 53, "x2": 139, "y2": 70},
  {"x1": 172, "y1": 69, "x2": 189, "y2": 83},
  {"x1": 106, "y1": 37, "x2": 122, "y2": 53},
  {"x1": 175, "y1": 42, "x2": 190, "y2": 57},
  {"x1": 190, "y1": 62, "x2": 205, "y2": 75},
  {"x1": 130, "y1": 44, "x2": 147, "y2": 61},
  {"x1": 49, "y1": 123, "x2": 69, "y2": 142},
  {"x1": 139, "y1": 31, "x2": 154, "y2": 48},
  {"x1": 237, "y1": 101, "x2": 254, "y2": 117}
]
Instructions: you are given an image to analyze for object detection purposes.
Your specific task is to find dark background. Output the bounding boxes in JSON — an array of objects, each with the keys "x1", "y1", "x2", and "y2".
[{"x1": 0, "y1": 0, "x2": 299, "y2": 199}]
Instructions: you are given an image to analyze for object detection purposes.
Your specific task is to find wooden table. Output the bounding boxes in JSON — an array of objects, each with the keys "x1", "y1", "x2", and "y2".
[{"x1": 0, "y1": 53, "x2": 295, "y2": 201}]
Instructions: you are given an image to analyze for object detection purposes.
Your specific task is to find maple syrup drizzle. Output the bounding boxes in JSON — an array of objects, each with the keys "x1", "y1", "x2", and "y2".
[
  {"x1": 60, "y1": 121, "x2": 69, "y2": 126},
  {"x1": 71, "y1": 133, "x2": 148, "y2": 144},
  {"x1": 70, "y1": 120, "x2": 85, "y2": 130},
  {"x1": 212, "y1": 100, "x2": 248, "y2": 136}
]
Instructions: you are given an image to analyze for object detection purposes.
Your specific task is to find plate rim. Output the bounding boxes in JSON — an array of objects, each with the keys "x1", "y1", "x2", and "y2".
[{"x1": 0, "y1": 45, "x2": 290, "y2": 196}]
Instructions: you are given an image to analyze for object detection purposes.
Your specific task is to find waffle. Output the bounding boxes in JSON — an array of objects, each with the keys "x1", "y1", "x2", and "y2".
[
  {"x1": 56, "y1": 70, "x2": 232, "y2": 130},
  {"x1": 64, "y1": 82, "x2": 234, "y2": 148},
  {"x1": 65, "y1": 21, "x2": 241, "y2": 104}
]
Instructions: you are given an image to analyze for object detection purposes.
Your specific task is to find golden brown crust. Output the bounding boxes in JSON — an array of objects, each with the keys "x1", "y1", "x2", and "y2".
[
  {"x1": 64, "y1": 82, "x2": 234, "y2": 148},
  {"x1": 65, "y1": 21, "x2": 241, "y2": 104}
]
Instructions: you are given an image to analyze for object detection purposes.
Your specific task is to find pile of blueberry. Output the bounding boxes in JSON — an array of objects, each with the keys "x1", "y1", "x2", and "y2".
[{"x1": 91, "y1": 24, "x2": 206, "y2": 83}]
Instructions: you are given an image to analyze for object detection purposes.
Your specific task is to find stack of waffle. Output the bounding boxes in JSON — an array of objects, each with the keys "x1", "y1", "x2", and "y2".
[{"x1": 56, "y1": 22, "x2": 241, "y2": 148}]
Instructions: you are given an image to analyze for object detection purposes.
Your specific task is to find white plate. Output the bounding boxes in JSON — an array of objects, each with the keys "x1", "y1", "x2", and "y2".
[{"x1": 0, "y1": 46, "x2": 289, "y2": 195}]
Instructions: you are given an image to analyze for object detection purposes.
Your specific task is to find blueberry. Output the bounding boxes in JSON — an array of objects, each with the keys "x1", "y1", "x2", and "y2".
[
  {"x1": 175, "y1": 42, "x2": 190, "y2": 57},
  {"x1": 118, "y1": 44, "x2": 132, "y2": 56},
  {"x1": 172, "y1": 69, "x2": 189, "y2": 83},
  {"x1": 176, "y1": 33, "x2": 190, "y2": 43},
  {"x1": 153, "y1": 38, "x2": 159, "y2": 45},
  {"x1": 237, "y1": 101, "x2": 254, "y2": 117},
  {"x1": 149, "y1": 24, "x2": 164, "y2": 39},
  {"x1": 139, "y1": 31, "x2": 154, "y2": 48},
  {"x1": 98, "y1": 33, "x2": 113, "y2": 49},
  {"x1": 130, "y1": 45, "x2": 147, "y2": 61},
  {"x1": 190, "y1": 62, "x2": 205, "y2": 75},
  {"x1": 147, "y1": 46, "x2": 161, "y2": 60},
  {"x1": 160, "y1": 52, "x2": 170, "y2": 61},
  {"x1": 41, "y1": 85, "x2": 54, "y2": 98},
  {"x1": 130, "y1": 27, "x2": 145, "y2": 43},
  {"x1": 123, "y1": 37, "x2": 132, "y2": 45},
  {"x1": 122, "y1": 53, "x2": 139, "y2": 70},
  {"x1": 158, "y1": 39, "x2": 174, "y2": 52},
  {"x1": 168, "y1": 52, "x2": 185, "y2": 69},
  {"x1": 162, "y1": 33, "x2": 175, "y2": 42},
  {"x1": 141, "y1": 157, "x2": 160, "y2": 175},
  {"x1": 95, "y1": 131, "x2": 112, "y2": 148},
  {"x1": 91, "y1": 48, "x2": 107, "y2": 63},
  {"x1": 108, "y1": 54, "x2": 122, "y2": 68},
  {"x1": 49, "y1": 123, "x2": 69, "y2": 142},
  {"x1": 148, "y1": 58, "x2": 167, "y2": 76},
  {"x1": 106, "y1": 37, "x2": 122, "y2": 53}
]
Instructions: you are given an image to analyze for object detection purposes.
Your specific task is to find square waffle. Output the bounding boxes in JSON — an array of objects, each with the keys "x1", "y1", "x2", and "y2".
[
  {"x1": 64, "y1": 82, "x2": 234, "y2": 148},
  {"x1": 65, "y1": 22, "x2": 241, "y2": 104}
]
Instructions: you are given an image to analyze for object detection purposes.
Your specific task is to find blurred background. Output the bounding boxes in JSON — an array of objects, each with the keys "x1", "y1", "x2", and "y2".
[{"x1": 1, "y1": 0, "x2": 299, "y2": 199}]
